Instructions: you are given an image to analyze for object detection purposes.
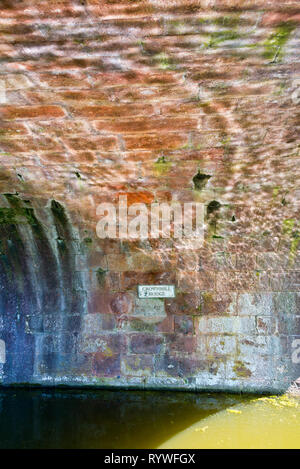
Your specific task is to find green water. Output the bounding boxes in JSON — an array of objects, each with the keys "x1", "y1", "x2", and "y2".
[
  {"x1": 160, "y1": 394, "x2": 300, "y2": 449},
  {"x1": 0, "y1": 389, "x2": 298, "y2": 449}
]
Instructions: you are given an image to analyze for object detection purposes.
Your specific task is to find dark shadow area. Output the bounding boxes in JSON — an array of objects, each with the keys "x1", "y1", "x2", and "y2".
[
  {"x1": 0, "y1": 194, "x2": 86, "y2": 384},
  {"x1": 0, "y1": 388, "x2": 255, "y2": 449}
]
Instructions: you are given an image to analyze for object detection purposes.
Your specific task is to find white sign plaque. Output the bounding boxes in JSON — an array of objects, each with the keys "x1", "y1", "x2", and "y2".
[{"x1": 138, "y1": 285, "x2": 175, "y2": 299}]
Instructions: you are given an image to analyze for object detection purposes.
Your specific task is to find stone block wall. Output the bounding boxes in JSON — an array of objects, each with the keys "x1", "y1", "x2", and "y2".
[{"x1": 0, "y1": 0, "x2": 299, "y2": 392}]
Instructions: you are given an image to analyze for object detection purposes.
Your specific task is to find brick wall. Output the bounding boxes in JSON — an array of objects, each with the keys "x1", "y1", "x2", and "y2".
[{"x1": 0, "y1": 0, "x2": 299, "y2": 392}]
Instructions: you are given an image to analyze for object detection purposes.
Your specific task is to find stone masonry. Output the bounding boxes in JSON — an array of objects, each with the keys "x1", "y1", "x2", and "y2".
[{"x1": 0, "y1": 0, "x2": 299, "y2": 392}]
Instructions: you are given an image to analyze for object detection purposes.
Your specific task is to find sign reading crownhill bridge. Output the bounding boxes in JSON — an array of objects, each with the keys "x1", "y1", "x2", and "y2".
[{"x1": 138, "y1": 285, "x2": 175, "y2": 299}]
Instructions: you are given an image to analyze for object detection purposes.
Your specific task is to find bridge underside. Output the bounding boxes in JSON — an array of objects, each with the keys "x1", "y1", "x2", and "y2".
[{"x1": 0, "y1": 0, "x2": 299, "y2": 392}]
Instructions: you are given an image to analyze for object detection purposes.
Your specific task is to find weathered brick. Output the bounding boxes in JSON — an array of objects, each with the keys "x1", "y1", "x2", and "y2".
[
  {"x1": 200, "y1": 292, "x2": 237, "y2": 316},
  {"x1": 216, "y1": 271, "x2": 258, "y2": 293},
  {"x1": 197, "y1": 316, "x2": 257, "y2": 336},
  {"x1": 0, "y1": 0, "x2": 299, "y2": 394},
  {"x1": 177, "y1": 271, "x2": 215, "y2": 292},
  {"x1": 88, "y1": 291, "x2": 114, "y2": 315},
  {"x1": 0, "y1": 122, "x2": 28, "y2": 136},
  {"x1": 28, "y1": 120, "x2": 90, "y2": 137},
  {"x1": 72, "y1": 104, "x2": 153, "y2": 119},
  {"x1": 269, "y1": 272, "x2": 300, "y2": 292},
  {"x1": 0, "y1": 105, "x2": 66, "y2": 120},
  {"x1": 1, "y1": 74, "x2": 34, "y2": 90},
  {"x1": 0, "y1": 136, "x2": 64, "y2": 153},
  {"x1": 129, "y1": 334, "x2": 164, "y2": 354},
  {"x1": 110, "y1": 292, "x2": 134, "y2": 315},
  {"x1": 107, "y1": 253, "x2": 162, "y2": 272},
  {"x1": 213, "y1": 251, "x2": 236, "y2": 271},
  {"x1": 255, "y1": 316, "x2": 277, "y2": 335},
  {"x1": 92, "y1": 353, "x2": 121, "y2": 377},
  {"x1": 122, "y1": 354, "x2": 154, "y2": 376},
  {"x1": 82, "y1": 313, "x2": 102, "y2": 337},
  {"x1": 65, "y1": 135, "x2": 119, "y2": 152},
  {"x1": 165, "y1": 291, "x2": 201, "y2": 316},
  {"x1": 101, "y1": 313, "x2": 116, "y2": 331},
  {"x1": 174, "y1": 315, "x2": 194, "y2": 334},
  {"x1": 94, "y1": 118, "x2": 197, "y2": 133},
  {"x1": 123, "y1": 133, "x2": 188, "y2": 150},
  {"x1": 133, "y1": 298, "x2": 166, "y2": 324},
  {"x1": 206, "y1": 335, "x2": 236, "y2": 357},
  {"x1": 236, "y1": 293, "x2": 274, "y2": 317},
  {"x1": 83, "y1": 332, "x2": 126, "y2": 355},
  {"x1": 156, "y1": 314, "x2": 174, "y2": 333},
  {"x1": 155, "y1": 352, "x2": 206, "y2": 378},
  {"x1": 38, "y1": 72, "x2": 90, "y2": 89},
  {"x1": 166, "y1": 334, "x2": 197, "y2": 354},
  {"x1": 121, "y1": 271, "x2": 176, "y2": 290},
  {"x1": 116, "y1": 191, "x2": 154, "y2": 206}
]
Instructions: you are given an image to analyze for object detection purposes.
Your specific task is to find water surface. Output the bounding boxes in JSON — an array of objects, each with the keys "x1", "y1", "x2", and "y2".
[
  {"x1": 160, "y1": 394, "x2": 300, "y2": 449},
  {"x1": 0, "y1": 389, "x2": 299, "y2": 448},
  {"x1": 0, "y1": 388, "x2": 252, "y2": 449}
]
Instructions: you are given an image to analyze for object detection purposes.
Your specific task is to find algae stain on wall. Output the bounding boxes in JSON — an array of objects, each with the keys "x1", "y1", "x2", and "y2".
[
  {"x1": 0, "y1": 195, "x2": 87, "y2": 385},
  {"x1": 263, "y1": 22, "x2": 296, "y2": 63}
]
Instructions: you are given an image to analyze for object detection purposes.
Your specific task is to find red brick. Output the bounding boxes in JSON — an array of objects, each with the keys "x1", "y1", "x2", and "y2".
[
  {"x1": 166, "y1": 334, "x2": 197, "y2": 354},
  {"x1": 121, "y1": 271, "x2": 176, "y2": 290},
  {"x1": 177, "y1": 271, "x2": 216, "y2": 292},
  {"x1": 116, "y1": 191, "x2": 154, "y2": 206},
  {"x1": 123, "y1": 133, "x2": 188, "y2": 151},
  {"x1": 200, "y1": 292, "x2": 236, "y2": 316},
  {"x1": 110, "y1": 292, "x2": 133, "y2": 316},
  {"x1": 107, "y1": 253, "x2": 162, "y2": 273},
  {"x1": 94, "y1": 117, "x2": 197, "y2": 133},
  {"x1": 180, "y1": 358, "x2": 208, "y2": 377},
  {"x1": 101, "y1": 314, "x2": 116, "y2": 331},
  {"x1": 64, "y1": 136, "x2": 119, "y2": 152},
  {"x1": 0, "y1": 105, "x2": 66, "y2": 120},
  {"x1": 88, "y1": 291, "x2": 114, "y2": 314},
  {"x1": 71, "y1": 104, "x2": 153, "y2": 119},
  {"x1": 0, "y1": 122, "x2": 28, "y2": 136},
  {"x1": 0, "y1": 136, "x2": 64, "y2": 153},
  {"x1": 1, "y1": 0, "x2": 299, "y2": 392},
  {"x1": 261, "y1": 12, "x2": 300, "y2": 26},
  {"x1": 156, "y1": 315, "x2": 174, "y2": 333},
  {"x1": 174, "y1": 315, "x2": 194, "y2": 334},
  {"x1": 155, "y1": 352, "x2": 205, "y2": 378},
  {"x1": 28, "y1": 120, "x2": 90, "y2": 137},
  {"x1": 165, "y1": 292, "x2": 201, "y2": 316},
  {"x1": 68, "y1": 151, "x2": 97, "y2": 163},
  {"x1": 216, "y1": 272, "x2": 258, "y2": 293},
  {"x1": 122, "y1": 354, "x2": 154, "y2": 376},
  {"x1": 91, "y1": 71, "x2": 178, "y2": 87},
  {"x1": 38, "y1": 72, "x2": 90, "y2": 89},
  {"x1": 39, "y1": 152, "x2": 69, "y2": 164},
  {"x1": 129, "y1": 334, "x2": 163, "y2": 354},
  {"x1": 92, "y1": 353, "x2": 121, "y2": 377}
]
